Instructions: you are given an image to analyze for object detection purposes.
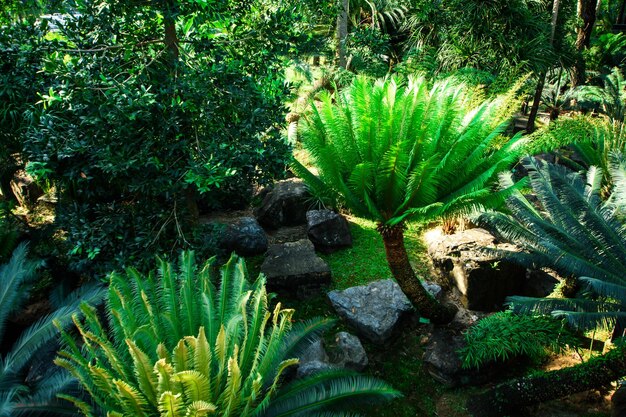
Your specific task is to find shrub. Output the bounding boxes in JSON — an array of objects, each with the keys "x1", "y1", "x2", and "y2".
[
  {"x1": 478, "y1": 157, "x2": 626, "y2": 333},
  {"x1": 460, "y1": 312, "x2": 577, "y2": 369}
]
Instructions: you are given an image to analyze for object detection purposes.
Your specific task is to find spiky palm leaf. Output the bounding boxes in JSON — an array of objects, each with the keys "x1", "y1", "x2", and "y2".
[
  {"x1": 479, "y1": 157, "x2": 626, "y2": 282},
  {"x1": 529, "y1": 115, "x2": 626, "y2": 193},
  {"x1": 478, "y1": 158, "x2": 626, "y2": 333},
  {"x1": 576, "y1": 68, "x2": 626, "y2": 124},
  {"x1": 0, "y1": 244, "x2": 106, "y2": 417},
  {"x1": 294, "y1": 75, "x2": 527, "y2": 227},
  {"x1": 56, "y1": 252, "x2": 400, "y2": 417}
]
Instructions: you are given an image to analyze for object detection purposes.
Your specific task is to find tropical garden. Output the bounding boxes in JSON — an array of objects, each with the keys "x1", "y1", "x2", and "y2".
[{"x1": 2, "y1": 0, "x2": 626, "y2": 416}]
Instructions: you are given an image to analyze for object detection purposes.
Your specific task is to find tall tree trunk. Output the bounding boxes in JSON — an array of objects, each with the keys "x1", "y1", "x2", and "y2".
[
  {"x1": 163, "y1": 0, "x2": 199, "y2": 224},
  {"x1": 526, "y1": 74, "x2": 546, "y2": 134},
  {"x1": 571, "y1": 0, "x2": 600, "y2": 86},
  {"x1": 378, "y1": 224, "x2": 457, "y2": 324},
  {"x1": 336, "y1": 0, "x2": 349, "y2": 68},
  {"x1": 466, "y1": 344, "x2": 626, "y2": 417},
  {"x1": 527, "y1": 0, "x2": 561, "y2": 132}
]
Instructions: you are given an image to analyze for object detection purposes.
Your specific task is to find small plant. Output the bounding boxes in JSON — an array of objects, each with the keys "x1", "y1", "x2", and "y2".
[
  {"x1": 460, "y1": 311, "x2": 577, "y2": 369},
  {"x1": 56, "y1": 251, "x2": 400, "y2": 417}
]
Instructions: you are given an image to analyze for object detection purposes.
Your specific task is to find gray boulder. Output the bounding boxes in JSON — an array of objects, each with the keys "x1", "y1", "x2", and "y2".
[
  {"x1": 612, "y1": 383, "x2": 626, "y2": 417},
  {"x1": 296, "y1": 338, "x2": 335, "y2": 378},
  {"x1": 297, "y1": 361, "x2": 336, "y2": 378},
  {"x1": 299, "y1": 338, "x2": 329, "y2": 364},
  {"x1": 306, "y1": 210, "x2": 352, "y2": 253},
  {"x1": 335, "y1": 332, "x2": 368, "y2": 371},
  {"x1": 9, "y1": 170, "x2": 43, "y2": 208},
  {"x1": 219, "y1": 217, "x2": 268, "y2": 257},
  {"x1": 260, "y1": 239, "x2": 331, "y2": 294},
  {"x1": 254, "y1": 179, "x2": 310, "y2": 229},
  {"x1": 328, "y1": 279, "x2": 413, "y2": 344},
  {"x1": 422, "y1": 281, "x2": 443, "y2": 300}
]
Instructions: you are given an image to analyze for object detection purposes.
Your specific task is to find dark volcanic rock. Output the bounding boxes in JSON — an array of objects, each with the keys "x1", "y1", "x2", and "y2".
[
  {"x1": 219, "y1": 217, "x2": 268, "y2": 257},
  {"x1": 612, "y1": 383, "x2": 626, "y2": 417},
  {"x1": 426, "y1": 227, "x2": 531, "y2": 311},
  {"x1": 260, "y1": 239, "x2": 331, "y2": 294},
  {"x1": 296, "y1": 338, "x2": 335, "y2": 378},
  {"x1": 422, "y1": 328, "x2": 468, "y2": 387},
  {"x1": 306, "y1": 210, "x2": 352, "y2": 253},
  {"x1": 328, "y1": 279, "x2": 413, "y2": 344},
  {"x1": 254, "y1": 179, "x2": 310, "y2": 229}
]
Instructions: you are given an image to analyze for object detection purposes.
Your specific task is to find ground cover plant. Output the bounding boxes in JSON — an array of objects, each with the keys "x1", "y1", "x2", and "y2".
[{"x1": 460, "y1": 312, "x2": 578, "y2": 370}]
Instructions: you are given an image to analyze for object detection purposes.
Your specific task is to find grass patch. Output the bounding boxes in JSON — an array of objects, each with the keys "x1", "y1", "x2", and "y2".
[{"x1": 321, "y1": 215, "x2": 434, "y2": 290}]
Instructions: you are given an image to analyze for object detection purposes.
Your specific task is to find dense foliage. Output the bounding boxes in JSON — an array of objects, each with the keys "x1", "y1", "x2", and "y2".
[
  {"x1": 22, "y1": 0, "x2": 318, "y2": 272},
  {"x1": 294, "y1": 75, "x2": 527, "y2": 227},
  {"x1": 478, "y1": 157, "x2": 626, "y2": 333},
  {"x1": 56, "y1": 251, "x2": 400, "y2": 416}
]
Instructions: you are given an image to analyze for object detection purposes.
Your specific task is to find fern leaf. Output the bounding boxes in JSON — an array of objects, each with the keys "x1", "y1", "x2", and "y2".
[
  {"x1": 186, "y1": 400, "x2": 217, "y2": 417},
  {"x1": 158, "y1": 391, "x2": 185, "y2": 417},
  {"x1": 127, "y1": 340, "x2": 158, "y2": 406},
  {"x1": 172, "y1": 370, "x2": 211, "y2": 404}
]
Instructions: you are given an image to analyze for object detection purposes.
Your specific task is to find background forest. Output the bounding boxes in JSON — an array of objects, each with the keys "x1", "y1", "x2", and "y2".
[{"x1": 2, "y1": 0, "x2": 626, "y2": 416}]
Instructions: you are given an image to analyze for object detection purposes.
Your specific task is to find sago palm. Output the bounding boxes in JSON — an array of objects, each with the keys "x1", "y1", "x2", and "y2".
[
  {"x1": 477, "y1": 156, "x2": 626, "y2": 332},
  {"x1": 55, "y1": 251, "x2": 400, "y2": 417},
  {"x1": 293, "y1": 75, "x2": 527, "y2": 323},
  {"x1": 0, "y1": 243, "x2": 105, "y2": 416}
]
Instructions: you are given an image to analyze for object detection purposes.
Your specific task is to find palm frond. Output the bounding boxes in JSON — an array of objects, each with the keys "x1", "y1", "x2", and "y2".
[
  {"x1": 0, "y1": 243, "x2": 38, "y2": 341},
  {"x1": 262, "y1": 373, "x2": 401, "y2": 417},
  {"x1": 298, "y1": 74, "x2": 524, "y2": 227}
]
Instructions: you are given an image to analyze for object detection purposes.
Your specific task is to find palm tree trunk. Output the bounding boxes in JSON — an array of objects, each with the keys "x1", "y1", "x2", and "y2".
[
  {"x1": 336, "y1": 0, "x2": 349, "y2": 68},
  {"x1": 466, "y1": 343, "x2": 626, "y2": 417},
  {"x1": 378, "y1": 224, "x2": 456, "y2": 324}
]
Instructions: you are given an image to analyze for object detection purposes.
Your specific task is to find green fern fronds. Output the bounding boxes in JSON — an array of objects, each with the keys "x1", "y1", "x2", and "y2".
[
  {"x1": 56, "y1": 252, "x2": 400, "y2": 417},
  {"x1": 478, "y1": 158, "x2": 626, "y2": 335},
  {"x1": 295, "y1": 74, "x2": 527, "y2": 227},
  {"x1": 0, "y1": 244, "x2": 106, "y2": 417},
  {"x1": 460, "y1": 312, "x2": 578, "y2": 369}
]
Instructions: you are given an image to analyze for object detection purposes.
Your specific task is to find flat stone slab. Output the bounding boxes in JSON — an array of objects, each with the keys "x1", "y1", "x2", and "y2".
[
  {"x1": 260, "y1": 239, "x2": 331, "y2": 292},
  {"x1": 328, "y1": 279, "x2": 413, "y2": 344}
]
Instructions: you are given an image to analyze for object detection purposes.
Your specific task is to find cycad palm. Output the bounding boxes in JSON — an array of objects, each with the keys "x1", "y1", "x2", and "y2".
[
  {"x1": 0, "y1": 243, "x2": 105, "y2": 417},
  {"x1": 55, "y1": 252, "x2": 399, "y2": 417},
  {"x1": 477, "y1": 156, "x2": 626, "y2": 332},
  {"x1": 293, "y1": 75, "x2": 527, "y2": 323}
]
